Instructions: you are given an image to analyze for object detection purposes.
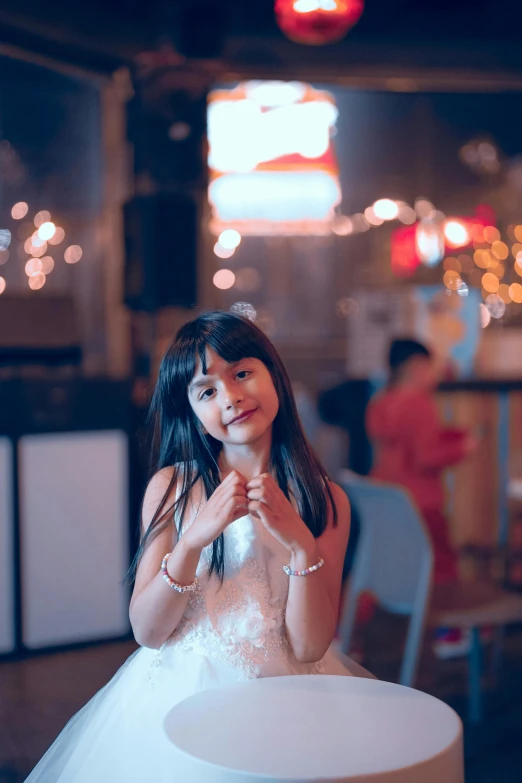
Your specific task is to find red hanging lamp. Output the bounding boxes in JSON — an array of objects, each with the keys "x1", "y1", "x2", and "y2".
[{"x1": 275, "y1": 0, "x2": 365, "y2": 46}]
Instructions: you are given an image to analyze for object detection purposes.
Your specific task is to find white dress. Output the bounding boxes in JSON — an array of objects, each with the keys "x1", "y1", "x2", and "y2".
[{"x1": 26, "y1": 508, "x2": 369, "y2": 782}]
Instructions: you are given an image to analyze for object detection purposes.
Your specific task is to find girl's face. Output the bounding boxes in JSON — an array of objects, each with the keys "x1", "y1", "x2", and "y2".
[{"x1": 188, "y1": 347, "x2": 279, "y2": 447}]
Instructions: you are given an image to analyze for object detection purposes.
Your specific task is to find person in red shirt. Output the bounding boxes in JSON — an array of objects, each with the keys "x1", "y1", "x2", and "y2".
[{"x1": 366, "y1": 339, "x2": 477, "y2": 657}]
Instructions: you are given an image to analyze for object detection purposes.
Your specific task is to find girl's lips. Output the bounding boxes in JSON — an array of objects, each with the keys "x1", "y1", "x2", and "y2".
[{"x1": 228, "y1": 409, "x2": 257, "y2": 425}]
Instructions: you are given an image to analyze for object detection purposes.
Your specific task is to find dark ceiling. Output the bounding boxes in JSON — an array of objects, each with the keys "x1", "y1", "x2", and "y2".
[{"x1": 1, "y1": 1, "x2": 522, "y2": 81}]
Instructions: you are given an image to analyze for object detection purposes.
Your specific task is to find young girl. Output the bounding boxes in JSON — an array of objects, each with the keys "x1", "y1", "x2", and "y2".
[{"x1": 26, "y1": 310, "x2": 369, "y2": 782}]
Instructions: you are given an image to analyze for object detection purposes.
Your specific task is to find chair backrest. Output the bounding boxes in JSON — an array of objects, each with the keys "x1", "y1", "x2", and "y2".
[{"x1": 340, "y1": 476, "x2": 433, "y2": 615}]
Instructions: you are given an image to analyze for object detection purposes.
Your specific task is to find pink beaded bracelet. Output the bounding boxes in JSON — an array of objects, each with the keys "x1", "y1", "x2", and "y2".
[
  {"x1": 283, "y1": 557, "x2": 324, "y2": 577},
  {"x1": 160, "y1": 553, "x2": 198, "y2": 593}
]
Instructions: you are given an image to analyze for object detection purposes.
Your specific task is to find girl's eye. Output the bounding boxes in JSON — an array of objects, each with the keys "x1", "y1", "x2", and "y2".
[
  {"x1": 236, "y1": 370, "x2": 251, "y2": 380},
  {"x1": 199, "y1": 388, "x2": 215, "y2": 400}
]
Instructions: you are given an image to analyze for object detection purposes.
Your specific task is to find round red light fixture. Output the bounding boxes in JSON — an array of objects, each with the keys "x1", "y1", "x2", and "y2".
[{"x1": 275, "y1": 0, "x2": 365, "y2": 46}]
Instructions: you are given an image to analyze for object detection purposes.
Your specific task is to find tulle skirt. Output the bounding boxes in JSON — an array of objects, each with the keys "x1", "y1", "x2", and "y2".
[{"x1": 25, "y1": 642, "x2": 372, "y2": 782}]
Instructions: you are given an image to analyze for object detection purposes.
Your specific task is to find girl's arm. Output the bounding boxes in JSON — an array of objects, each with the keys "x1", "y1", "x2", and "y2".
[
  {"x1": 129, "y1": 468, "x2": 203, "y2": 649},
  {"x1": 246, "y1": 476, "x2": 351, "y2": 663},
  {"x1": 284, "y1": 484, "x2": 350, "y2": 663}
]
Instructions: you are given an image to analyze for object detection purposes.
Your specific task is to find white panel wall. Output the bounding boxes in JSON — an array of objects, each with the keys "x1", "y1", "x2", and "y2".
[
  {"x1": 0, "y1": 437, "x2": 14, "y2": 653},
  {"x1": 19, "y1": 430, "x2": 130, "y2": 648}
]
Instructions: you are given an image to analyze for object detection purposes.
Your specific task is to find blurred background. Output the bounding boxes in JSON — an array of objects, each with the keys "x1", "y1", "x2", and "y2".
[{"x1": 1, "y1": 1, "x2": 522, "y2": 781}]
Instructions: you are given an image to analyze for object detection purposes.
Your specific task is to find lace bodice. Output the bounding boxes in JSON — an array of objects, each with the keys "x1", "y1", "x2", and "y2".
[{"x1": 149, "y1": 484, "x2": 325, "y2": 680}]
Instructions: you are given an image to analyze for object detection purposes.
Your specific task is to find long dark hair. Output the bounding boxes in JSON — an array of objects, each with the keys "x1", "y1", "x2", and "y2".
[{"x1": 129, "y1": 310, "x2": 336, "y2": 582}]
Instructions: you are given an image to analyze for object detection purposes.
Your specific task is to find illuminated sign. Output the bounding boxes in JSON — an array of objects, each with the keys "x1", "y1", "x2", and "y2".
[{"x1": 208, "y1": 81, "x2": 341, "y2": 235}]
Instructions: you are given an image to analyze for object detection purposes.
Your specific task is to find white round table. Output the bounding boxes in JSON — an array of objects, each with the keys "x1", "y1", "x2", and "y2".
[{"x1": 164, "y1": 675, "x2": 464, "y2": 783}]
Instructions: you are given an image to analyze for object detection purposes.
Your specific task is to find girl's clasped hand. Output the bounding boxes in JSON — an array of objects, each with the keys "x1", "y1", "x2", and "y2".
[{"x1": 183, "y1": 470, "x2": 313, "y2": 555}]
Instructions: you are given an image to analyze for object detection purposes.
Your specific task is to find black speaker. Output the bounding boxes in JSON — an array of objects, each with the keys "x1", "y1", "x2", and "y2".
[{"x1": 123, "y1": 193, "x2": 198, "y2": 312}]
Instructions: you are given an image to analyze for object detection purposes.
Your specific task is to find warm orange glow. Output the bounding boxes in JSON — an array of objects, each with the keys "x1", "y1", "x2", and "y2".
[
  {"x1": 483, "y1": 225, "x2": 500, "y2": 244},
  {"x1": 443, "y1": 270, "x2": 462, "y2": 290},
  {"x1": 443, "y1": 257, "x2": 461, "y2": 273},
  {"x1": 457, "y1": 254, "x2": 473, "y2": 273},
  {"x1": 491, "y1": 241, "x2": 508, "y2": 260},
  {"x1": 509, "y1": 283, "x2": 522, "y2": 303},
  {"x1": 482, "y1": 272, "x2": 500, "y2": 293},
  {"x1": 514, "y1": 225, "x2": 522, "y2": 243},
  {"x1": 474, "y1": 249, "x2": 492, "y2": 269},
  {"x1": 498, "y1": 284, "x2": 511, "y2": 304}
]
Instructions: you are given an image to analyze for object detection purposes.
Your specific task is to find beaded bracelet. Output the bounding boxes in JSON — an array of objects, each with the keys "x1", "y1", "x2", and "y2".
[
  {"x1": 160, "y1": 553, "x2": 198, "y2": 593},
  {"x1": 283, "y1": 557, "x2": 324, "y2": 577}
]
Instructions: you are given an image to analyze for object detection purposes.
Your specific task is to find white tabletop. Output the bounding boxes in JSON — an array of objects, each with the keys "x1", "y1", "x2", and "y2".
[{"x1": 164, "y1": 675, "x2": 464, "y2": 783}]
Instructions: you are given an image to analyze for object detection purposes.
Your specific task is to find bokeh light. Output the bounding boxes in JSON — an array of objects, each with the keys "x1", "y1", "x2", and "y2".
[
  {"x1": 397, "y1": 204, "x2": 417, "y2": 225},
  {"x1": 474, "y1": 249, "x2": 492, "y2": 269},
  {"x1": 498, "y1": 284, "x2": 511, "y2": 304},
  {"x1": 218, "y1": 229, "x2": 242, "y2": 250},
  {"x1": 485, "y1": 294, "x2": 506, "y2": 319},
  {"x1": 64, "y1": 245, "x2": 82, "y2": 264},
  {"x1": 213, "y1": 269, "x2": 236, "y2": 289},
  {"x1": 37, "y1": 221, "x2": 56, "y2": 241},
  {"x1": 372, "y1": 199, "x2": 399, "y2": 221},
  {"x1": 491, "y1": 241, "x2": 508, "y2": 260},
  {"x1": 482, "y1": 272, "x2": 500, "y2": 293},
  {"x1": 28, "y1": 272, "x2": 46, "y2": 290},
  {"x1": 483, "y1": 226, "x2": 500, "y2": 244},
  {"x1": 509, "y1": 283, "x2": 522, "y2": 303},
  {"x1": 25, "y1": 258, "x2": 43, "y2": 276},
  {"x1": 332, "y1": 215, "x2": 353, "y2": 235},
  {"x1": 444, "y1": 220, "x2": 470, "y2": 248},
  {"x1": 443, "y1": 270, "x2": 462, "y2": 291},
  {"x1": 457, "y1": 254, "x2": 473, "y2": 273},
  {"x1": 414, "y1": 198, "x2": 435, "y2": 218},
  {"x1": 364, "y1": 206, "x2": 384, "y2": 226},
  {"x1": 514, "y1": 225, "x2": 522, "y2": 243},
  {"x1": 213, "y1": 242, "x2": 235, "y2": 259},
  {"x1": 48, "y1": 227, "x2": 65, "y2": 246},
  {"x1": 24, "y1": 237, "x2": 47, "y2": 257},
  {"x1": 491, "y1": 262, "x2": 505, "y2": 279},
  {"x1": 479, "y1": 303, "x2": 491, "y2": 328},
  {"x1": 11, "y1": 202, "x2": 28, "y2": 220},
  {"x1": 0, "y1": 277, "x2": 5, "y2": 295},
  {"x1": 40, "y1": 256, "x2": 55, "y2": 274},
  {"x1": 34, "y1": 210, "x2": 51, "y2": 228},
  {"x1": 443, "y1": 257, "x2": 461, "y2": 273},
  {"x1": 351, "y1": 213, "x2": 370, "y2": 232}
]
